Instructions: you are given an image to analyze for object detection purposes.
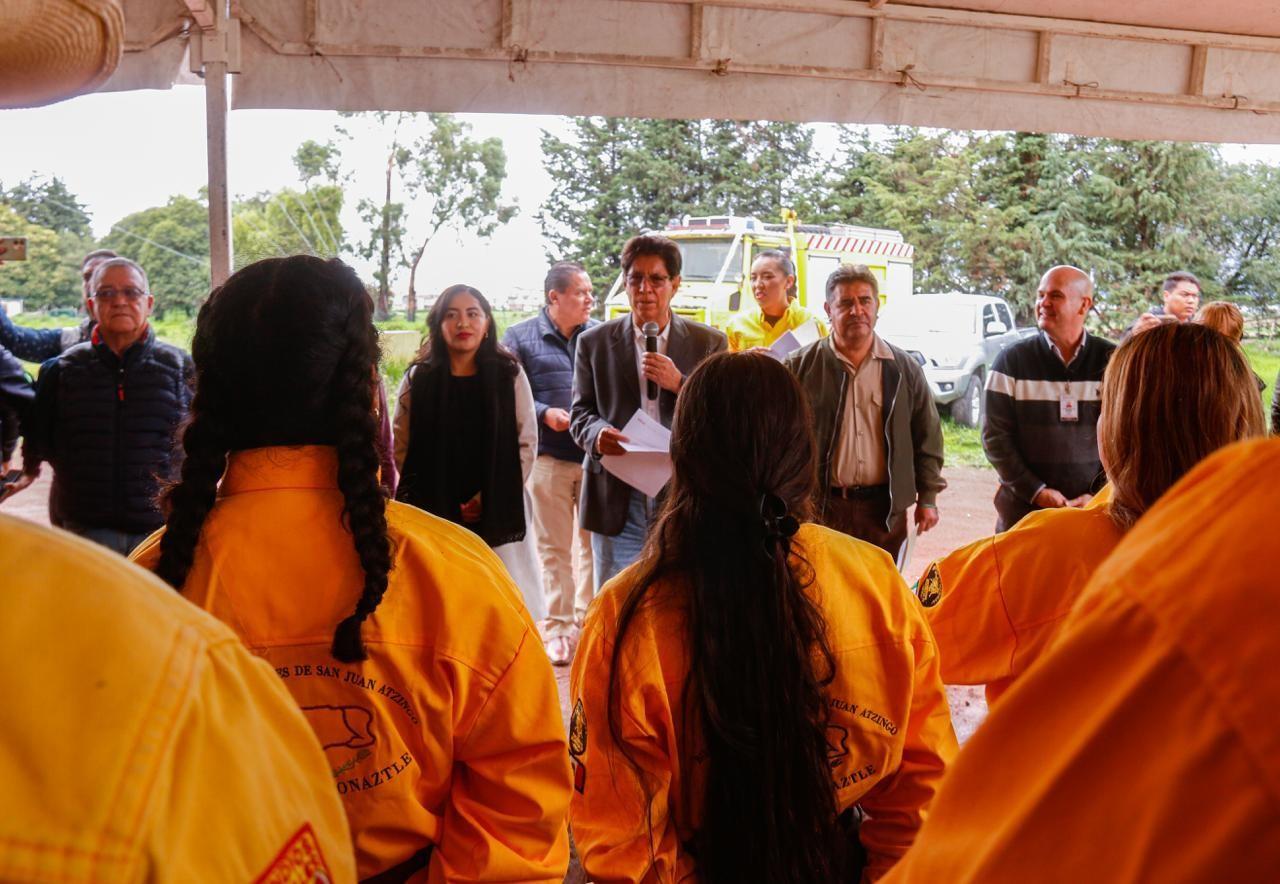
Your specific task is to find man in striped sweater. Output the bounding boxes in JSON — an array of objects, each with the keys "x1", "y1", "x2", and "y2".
[{"x1": 983, "y1": 265, "x2": 1116, "y2": 531}]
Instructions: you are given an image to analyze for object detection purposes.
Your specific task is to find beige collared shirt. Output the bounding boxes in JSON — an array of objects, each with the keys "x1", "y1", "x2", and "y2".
[{"x1": 832, "y1": 334, "x2": 893, "y2": 488}]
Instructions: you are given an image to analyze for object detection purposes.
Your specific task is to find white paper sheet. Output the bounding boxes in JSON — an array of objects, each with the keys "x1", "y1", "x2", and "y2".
[
  {"x1": 768, "y1": 319, "x2": 822, "y2": 360},
  {"x1": 896, "y1": 524, "x2": 918, "y2": 575},
  {"x1": 601, "y1": 410, "x2": 673, "y2": 497}
]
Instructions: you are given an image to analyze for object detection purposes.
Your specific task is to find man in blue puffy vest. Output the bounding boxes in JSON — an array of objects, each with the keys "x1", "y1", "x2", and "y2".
[
  {"x1": 24, "y1": 258, "x2": 193, "y2": 554},
  {"x1": 502, "y1": 261, "x2": 599, "y2": 665}
]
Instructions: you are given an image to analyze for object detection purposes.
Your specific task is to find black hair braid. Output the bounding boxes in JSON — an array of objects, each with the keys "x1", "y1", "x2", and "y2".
[
  {"x1": 155, "y1": 394, "x2": 229, "y2": 591},
  {"x1": 607, "y1": 352, "x2": 846, "y2": 884},
  {"x1": 329, "y1": 306, "x2": 392, "y2": 663}
]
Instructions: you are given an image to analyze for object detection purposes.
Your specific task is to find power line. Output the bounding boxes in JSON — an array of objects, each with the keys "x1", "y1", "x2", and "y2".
[
  {"x1": 105, "y1": 222, "x2": 210, "y2": 266},
  {"x1": 299, "y1": 186, "x2": 344, "y2": 255},
  {"x1": 273, "y1": 197, "x2": 317, "y2": 256},
  {"x1": 235, "y1": 202, "x2": 292, "y2": 260},
  {"x1": 288, "y1": 188, "x2": 339, "y2": 256},
  {"x1": 27, "y1": 192, "x2": 209, "y2": 267}
]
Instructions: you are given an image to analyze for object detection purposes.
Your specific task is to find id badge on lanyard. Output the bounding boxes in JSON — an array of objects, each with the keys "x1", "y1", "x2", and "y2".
[{"x1": 1060, "y1": 382, "x2": 1079, "y2": 422}]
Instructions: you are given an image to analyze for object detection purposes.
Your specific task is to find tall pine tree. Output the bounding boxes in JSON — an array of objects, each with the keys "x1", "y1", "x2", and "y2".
[{"x1": 538, "y1": 117, "x2": 815, "y2": 294}]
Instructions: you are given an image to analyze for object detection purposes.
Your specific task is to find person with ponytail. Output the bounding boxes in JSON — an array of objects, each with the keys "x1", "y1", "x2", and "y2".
[
  {"x1": 131, "y1": 256, "x2": 571, "y2": 882},
  {"x1": 724, "y1": 249, "x2": 828, "y2": 352},
  {"x1": 393, "y1": 283, "x2": 545, "y2": 617},
  {"x1": 916, "y1": 322, "x2": 1265, "y2": 708},
  {"x1": 568, "y1": 350, "x2": 957, "y2": 883}
]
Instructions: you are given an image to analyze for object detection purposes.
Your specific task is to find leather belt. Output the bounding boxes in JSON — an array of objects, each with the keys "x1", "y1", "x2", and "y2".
[{"x1": 829, "y1": 483, "x2": 889, "y2": 500}]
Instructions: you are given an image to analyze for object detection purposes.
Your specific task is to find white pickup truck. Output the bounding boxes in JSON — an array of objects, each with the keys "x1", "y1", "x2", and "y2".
[{"x1": 878, "y1": 292, "x2": 1035, "y2": 427}]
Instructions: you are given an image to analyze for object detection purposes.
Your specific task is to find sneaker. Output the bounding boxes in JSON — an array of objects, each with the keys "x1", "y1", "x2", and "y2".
[{"x1": 545, "y1": 635, "x2": 574, "y2": 667}]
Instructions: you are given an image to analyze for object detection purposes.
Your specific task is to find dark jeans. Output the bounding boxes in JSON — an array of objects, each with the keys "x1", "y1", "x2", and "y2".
[
  {"x1": 590, "y1": 489, "x2": 652, "y2": 592},
  {"x1": 994, "y1": 485, "x2": 1036, "y2": 533},
  {"x1": 822, "y1": 489, "x2": 908, "y2": 559},
  {"x1": 62, "y1": 520, "x2": 153, "y2": 557}
]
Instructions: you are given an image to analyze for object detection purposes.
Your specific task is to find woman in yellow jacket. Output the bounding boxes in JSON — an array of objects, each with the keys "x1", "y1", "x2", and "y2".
[
  {"x1": 724, "y1": 249, "x2": 828, "y2": 351},
  {"x1": 131, "y1": 256, "x2": 572, "y2": 883},
  {"x1": 885, "y1": 437, "x2": 1280, "y2": 882},
  {"x1": 916, "y1": 322, "x2": 1264, "y2": 706},
  {"x1": 569, "y1": 351, "x2": 956, "y2": 883}
]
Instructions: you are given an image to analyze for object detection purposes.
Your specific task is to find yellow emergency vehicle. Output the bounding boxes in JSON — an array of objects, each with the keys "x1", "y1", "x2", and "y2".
[{"x1": 604, "y1": 212, "x2": 915, "y2": 328}]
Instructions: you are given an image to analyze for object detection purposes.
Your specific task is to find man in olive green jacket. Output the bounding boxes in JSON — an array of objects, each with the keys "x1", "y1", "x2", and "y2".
[{"x1": 785, "y1": 264, "x2": 945, "y2": 559}]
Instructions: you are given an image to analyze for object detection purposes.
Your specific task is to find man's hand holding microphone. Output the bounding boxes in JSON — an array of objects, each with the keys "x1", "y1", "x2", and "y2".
[
  {"x1": 596, "y1": 321, "x2": 681, "y2": 457},
  {"x1": 641, "y1": 320, "x2": 683, "y2": 395}
]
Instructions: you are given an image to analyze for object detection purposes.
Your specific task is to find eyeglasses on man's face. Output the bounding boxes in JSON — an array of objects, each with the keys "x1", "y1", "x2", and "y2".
[
  {"x1": 625, "y1": 272, "x2": 672, "y2": 290},
  {"x1": 93, "y1": 287, "x2": 149, "y2": 302}
]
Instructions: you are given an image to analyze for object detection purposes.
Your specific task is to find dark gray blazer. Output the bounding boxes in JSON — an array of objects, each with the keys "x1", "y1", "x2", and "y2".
[{"x1": 570, "y1": 313, "x2": 727, "y2": 535}]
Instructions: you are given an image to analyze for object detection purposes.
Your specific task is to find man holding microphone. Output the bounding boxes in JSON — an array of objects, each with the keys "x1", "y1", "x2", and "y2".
[{"x1": 571, "y1": 234, "x2": 726, "y2": 590}]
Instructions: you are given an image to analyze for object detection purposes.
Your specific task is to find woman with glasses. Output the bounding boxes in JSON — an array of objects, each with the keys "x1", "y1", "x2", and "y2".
[
  {"x1": 725, "y1": 249, "x2": 828, "y2": 351},
  {"x1": 392, "y1": 283, "x2": 545, "y2": 617},
  {"x1": 569, "y1": 350, "x2": 956, "y2": 883},
  {"x1": 132, "y1": 256, "x2": 572, "y2": 881},
  {"x1": 916, "y1": 322, "x2": 1265, "y2": 708}
]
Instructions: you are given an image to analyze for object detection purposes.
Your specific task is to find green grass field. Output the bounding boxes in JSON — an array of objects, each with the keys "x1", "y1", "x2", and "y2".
[
  {"x1": 1245, "y1": 339, "x2": 1280, "y2": 406},
  {"x1": 10, "y1": 309, "x2": 536, "y2": 396},
  {"x1": 942, "y1": 339, "x2": 1280, "y2": 471},
  {"x1": 941, "y1": 420, "x2": 988, "y2": 468},
  {"x1": 12, "y1": 310, "x2": 1277, "y2": 460}
]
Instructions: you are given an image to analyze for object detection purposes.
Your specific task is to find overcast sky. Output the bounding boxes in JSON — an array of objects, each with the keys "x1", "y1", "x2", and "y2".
[{"x1": 3, "y1": 86, "x2": 1280, "y2": 307}]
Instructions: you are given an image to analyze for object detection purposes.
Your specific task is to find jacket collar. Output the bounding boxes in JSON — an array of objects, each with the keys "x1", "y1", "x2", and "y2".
[
  {"x1": 1040, "y1": 329, "x2": 1088, "y2": 367},
  {"x1": 539, "y1": 306, "x2": 595, "y2": 342},
  {"x1": 611, "y1": 311, "x2": 685, "y2": 343},
  {"x1": 91, "y1": 323, "x2": 155, "y2": 366},
  {"x1": 220, "y1": 446, "x2": 340, "y2": 496},
  {"x1": 831, "y1": 333, "x2": 893, "y2": 370},
  {"x1": 536, "y1": 307, "x2": 563, "y2": 341}
]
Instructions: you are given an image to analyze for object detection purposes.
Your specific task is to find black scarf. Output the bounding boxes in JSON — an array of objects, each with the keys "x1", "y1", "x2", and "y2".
[{"x1": 395, "y1": 358, "x2": 525, "y2": 547}]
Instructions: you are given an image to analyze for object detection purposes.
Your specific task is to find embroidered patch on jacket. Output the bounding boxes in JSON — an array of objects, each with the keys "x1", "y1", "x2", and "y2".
[
  {"x1": 569, "y1": 699, "x2": 587, "y2": 757},
  {"x1": 915, "y1": 563, "x2": 943, "y2": 608},
  {"x1": 825, "y1": 724, "x2": 850, "y2": 767},
  {"x1": 301, "y1": 704, "x2": 376, "y2": 750},
  {"x1": 569, "y1": 698, "x2": 588, "y2": 793},
  {"x1": 253, "y1": 823, "x2": 332, "y2": 884}
]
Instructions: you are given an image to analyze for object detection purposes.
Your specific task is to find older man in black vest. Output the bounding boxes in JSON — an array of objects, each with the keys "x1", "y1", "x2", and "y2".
[{"x1": 25, "y1": 258, "x2": 193, "y2": 554}]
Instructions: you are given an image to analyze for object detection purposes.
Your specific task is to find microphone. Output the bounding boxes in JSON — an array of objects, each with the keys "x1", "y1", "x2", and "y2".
[{"x1": 642, "y1": 321, "x2": 660, "y2": 400}]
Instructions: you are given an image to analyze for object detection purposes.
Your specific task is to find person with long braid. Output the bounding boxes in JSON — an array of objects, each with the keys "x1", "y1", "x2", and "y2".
[
  {"x1": 569, "y1": 351, "x2": 957, "y2": 883},
  {"x1": 131, "y1": 256, "x2": 572, "y2": 882}
]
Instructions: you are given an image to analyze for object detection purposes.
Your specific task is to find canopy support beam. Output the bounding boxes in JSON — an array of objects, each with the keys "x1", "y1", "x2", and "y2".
[
  {"x1": 204, "y1": 58, "x2": 231, "y2": 288},
  {"x1": 187, "y1": 0, "x2": 235, "y2": 288}
]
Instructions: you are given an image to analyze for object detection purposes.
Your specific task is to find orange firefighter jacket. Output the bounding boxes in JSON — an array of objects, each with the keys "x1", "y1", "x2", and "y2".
[
  {"x1": 1, "y1": 512, "x2": 355, "y2": 883},
  {"x1": 132, "y1": 446, "x2": 572, "y2": 883},
  {"x1": 885, "y1": 438, "x2": 1280, "y2": 883},
  {"x1": 916, "y1": 501, "x2": 1123, "y2": 705},
  {"x1": 568, "y1": 523, "x2": 958, "y2": 883}
]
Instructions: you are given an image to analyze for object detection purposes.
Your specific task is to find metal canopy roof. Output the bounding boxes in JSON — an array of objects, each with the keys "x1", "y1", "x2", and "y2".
[{"x1": 102, "y1": 0, "x2": 1280, "y2": 143}]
